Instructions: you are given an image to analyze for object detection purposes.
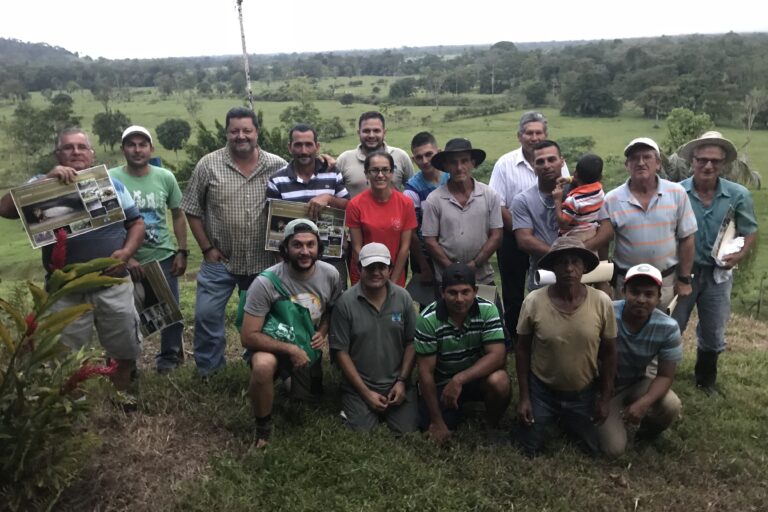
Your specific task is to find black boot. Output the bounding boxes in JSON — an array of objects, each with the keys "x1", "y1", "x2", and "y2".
[{"x1": 695, "y1": 349, "x2": 719, "y2": 396}]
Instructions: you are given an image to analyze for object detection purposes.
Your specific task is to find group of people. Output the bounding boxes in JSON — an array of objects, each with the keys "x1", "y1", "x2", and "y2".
[{"x1": 0, "y1": 106, "x2": 757, "y2": 457}]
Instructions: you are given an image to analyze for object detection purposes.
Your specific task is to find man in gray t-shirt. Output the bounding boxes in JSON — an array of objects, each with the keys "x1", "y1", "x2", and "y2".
[{"x1": 241, "y1": 219, "x2": 342, "y2": 448}]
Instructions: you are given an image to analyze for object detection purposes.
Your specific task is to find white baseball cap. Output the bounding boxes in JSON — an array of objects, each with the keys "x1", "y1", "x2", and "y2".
[
  {"x1": 624, "y1": 137, "x2": 660, "y2": 157},
  {"x1": 625, "y1": 263, "x2": 663, "y2": 286},
  {"x1": 121, "y1": 125, "x2": 153, "y2": 145},
  {"x1": 359, "y1": 242, "x2": 391, "y2": 267}
]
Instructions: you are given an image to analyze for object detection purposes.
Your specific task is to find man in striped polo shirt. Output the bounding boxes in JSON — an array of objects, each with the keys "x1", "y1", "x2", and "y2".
[
  {"x1": 267, "y1": 123, "x2": 350, "y2": 283},
  {"x1": 415, "y1": 263, "x2": 510, "y2": 444},
  {"x1": 605, "y1": 137, "x2": 697, "y2": 309}
]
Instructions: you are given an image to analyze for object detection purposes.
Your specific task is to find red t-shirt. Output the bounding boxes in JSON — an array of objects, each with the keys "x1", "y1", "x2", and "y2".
[{"x1": 346, "y1": 189, "x2": 417, "y2": 286}]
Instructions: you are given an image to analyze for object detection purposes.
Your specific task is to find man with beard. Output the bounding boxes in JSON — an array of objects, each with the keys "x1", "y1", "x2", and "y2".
[
  {"x1": 336, "y1": 111, "x2": 413, "y2": 198},
  {"x1": 267, "y1": 123, "x2": 349, "y2": 283},
  {"x1": 0, "y1": 127, "x2": 144, "y2": 392},
  {"x1": 182, "y1": 107, "x2": 288, "y2": 378},
  {"x1": 109, "y1": 125, "x2": 188, "y2": 373},
  {"x1": 241, "y1": 219, "x2": 342, "y2": 448}
]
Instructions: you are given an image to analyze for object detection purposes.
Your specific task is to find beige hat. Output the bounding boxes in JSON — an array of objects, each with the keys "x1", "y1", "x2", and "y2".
[
  {"x1": 678, "y1": 131, "x2": 737, "y2": 164},
  {"x1": 359, "y1": 242, "x2": 391, "y2": 267},
  {"x1": 537, "y1": 237, "x2": 599, "y2": 274},
  {"x1": 624, "y1": 137, "x2": 660, "y2": 157}
]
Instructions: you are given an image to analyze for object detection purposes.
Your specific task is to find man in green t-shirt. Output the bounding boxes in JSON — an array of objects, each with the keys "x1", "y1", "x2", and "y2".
[
  {"x1": 109, "y1": 125, "x2": 188, "y2": 373},
  {"x1": 415, "y1": 263, "x2": 510, "y2": 444}
]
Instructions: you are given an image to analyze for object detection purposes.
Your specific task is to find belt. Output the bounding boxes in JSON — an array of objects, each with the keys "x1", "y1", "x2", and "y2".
[{"x1": 615, "y1": 264, "x2": 677, "y2": 278}]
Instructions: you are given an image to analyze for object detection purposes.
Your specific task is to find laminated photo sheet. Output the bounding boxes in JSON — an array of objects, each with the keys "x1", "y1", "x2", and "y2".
[{"x1": 265, "y1": 199, "x2": 346, "y2": 258}]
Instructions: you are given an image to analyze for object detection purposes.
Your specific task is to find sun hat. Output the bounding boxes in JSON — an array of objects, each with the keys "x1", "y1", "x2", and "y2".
[
  {"x1": 678, "y1": 130, "x2": 737, "y2": 164},
  {"x1": 429, "y1": 138, "x2": 486, "y2": 171},
  {"x1": 537, "y1": 237, "x2": 599, "y2": 274}
]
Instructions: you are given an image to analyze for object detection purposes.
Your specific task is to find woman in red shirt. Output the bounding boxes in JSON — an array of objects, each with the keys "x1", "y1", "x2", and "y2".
[{"x1": 347, "y1": 151, "x2": 417, "y2": 287}]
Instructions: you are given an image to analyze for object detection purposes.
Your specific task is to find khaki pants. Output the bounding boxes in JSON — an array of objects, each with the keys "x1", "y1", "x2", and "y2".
[{"x1": 597, "y1": 377, "x2": 682, "y2": 457}]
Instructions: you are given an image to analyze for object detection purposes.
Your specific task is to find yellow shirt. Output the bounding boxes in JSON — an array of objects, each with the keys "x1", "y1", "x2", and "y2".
[{"x1": 517, "y1": 286, "x2": 617, "y2": 392}]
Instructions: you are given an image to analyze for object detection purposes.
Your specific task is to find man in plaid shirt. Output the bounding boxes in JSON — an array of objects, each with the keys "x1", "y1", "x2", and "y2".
[{"x1": 182, "y1": 107, "x2": 287, "y2": 378}]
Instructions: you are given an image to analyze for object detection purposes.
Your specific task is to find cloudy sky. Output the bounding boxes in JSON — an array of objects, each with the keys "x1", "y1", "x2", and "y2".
[{"x1": 2, "y1": 0, "x2": 766, "y2": 59}]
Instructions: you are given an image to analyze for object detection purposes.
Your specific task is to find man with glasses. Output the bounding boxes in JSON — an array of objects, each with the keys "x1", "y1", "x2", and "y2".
[
  {"x1": 672, "y1": 132, "x2": 757, "y2": 395},
  {"x1": 604, "y1": 137, "x2": 698, "y2": 310}
]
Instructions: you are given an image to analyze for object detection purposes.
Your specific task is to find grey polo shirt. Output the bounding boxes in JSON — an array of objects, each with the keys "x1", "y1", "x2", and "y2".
[
  {"x1": 421, "y1": 179, "x2": 503, "y2": 285},
  {"x1": 329, "y1": 282, "x2": 417, "y2": 394}
]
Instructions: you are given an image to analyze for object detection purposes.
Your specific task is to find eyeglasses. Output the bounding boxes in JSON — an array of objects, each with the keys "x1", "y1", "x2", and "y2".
[
  {"x1": 366, "y1": 167, "x2": 392, "y2": 175},
  {"x1": 693, "y1": 156, "x2": 725, "y2": 166}
]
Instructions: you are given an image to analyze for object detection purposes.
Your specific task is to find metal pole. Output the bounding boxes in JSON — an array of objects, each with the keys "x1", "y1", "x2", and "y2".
[{"x1": 236, "y1": 0, "x2": 254, "y2": 110}]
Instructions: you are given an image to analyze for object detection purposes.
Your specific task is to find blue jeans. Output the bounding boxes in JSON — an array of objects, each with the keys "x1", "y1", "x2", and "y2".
[
  {"x1": 516, "y1": 374, "x2": 599, "y2": 457},
  {"x1": 156, "y1": 256, "x2": 184, "y2": 371},
  {"x1": 672, "y1": 265, "x2": 731, "y2": 353},
  {"x1": 193, "y1": 261, "x2": 256, "y2": 376}
]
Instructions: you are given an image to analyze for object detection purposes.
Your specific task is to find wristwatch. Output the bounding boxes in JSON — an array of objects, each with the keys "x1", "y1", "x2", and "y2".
[{"x1": 677, "y1": 274, "x2": 692, "y2": 285}]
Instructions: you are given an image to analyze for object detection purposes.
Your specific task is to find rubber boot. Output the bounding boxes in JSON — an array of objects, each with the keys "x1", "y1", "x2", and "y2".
[{"x1": 695, "y1": 349, "x2": 719, "y2": 396}]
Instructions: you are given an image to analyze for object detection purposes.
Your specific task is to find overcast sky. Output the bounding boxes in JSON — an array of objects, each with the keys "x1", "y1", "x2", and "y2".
[{"x1": 2, "y1": 0, "x2": 766, "y2": 59}]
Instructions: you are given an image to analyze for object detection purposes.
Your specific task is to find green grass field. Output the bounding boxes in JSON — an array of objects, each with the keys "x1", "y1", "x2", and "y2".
[{"x1": 2, "y1": 85, "x2": 768, "y2": 510}]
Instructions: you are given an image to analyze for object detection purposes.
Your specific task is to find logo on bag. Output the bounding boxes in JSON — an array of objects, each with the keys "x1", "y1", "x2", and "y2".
[{"x1": 275, "y1": 323, "x2": 295, "y2": 342}]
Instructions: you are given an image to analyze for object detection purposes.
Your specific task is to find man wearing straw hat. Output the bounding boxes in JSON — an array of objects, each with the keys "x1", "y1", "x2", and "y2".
[
  {"x1": 672, "y1": 131, "x2": 758, "y2": 395},
  {"x1": 515, "y1": 237, "x2": 617, "y2": 457}
]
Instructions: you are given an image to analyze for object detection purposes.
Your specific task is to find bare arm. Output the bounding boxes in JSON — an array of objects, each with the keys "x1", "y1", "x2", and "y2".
[
  {"x1": 583, "y1": 219, "x2": 613, "y2": 253},
  {"x1": 306, "y1": 194, "x2": 349, "y2": 219},
  {"x1": 515, "y1": 333, "x2": 534, "y2": 426},
  {"x1": 471, "y1": 227, "x2": 502, "y2": 268},
  {"x1": 349, "y1": 226, "x2": 363, "y2": 263},
  {"x1": 187, "y1": 213, "x2": 224, "y2": 263},
  {"x1": 105, "y1": 217, "x2": 145, "y2": 278},
  {"x1": 170, "y1": 208, "x2": 188, "y2": 276},
  {"x1": 424, "y1": 235, "x2": 454, "y2": 270},
  {"x1": 514, "y1": 228, "x2": 551, "y2": 258},
  {"x1": 675, "y1": 235, "x2": 695, "y2": 297},
  {"x1": 501, "y1": 207, "x2": 514, "y2": 232},
  {"x1": 594, "y1": 335, "x2": 618, "y2": 425},
  {"x1": 390, "y1": 229, "x2": 412, "y2": 285},
  {"x1": 336, "y1": 350, "x2": 389, "y2": 412}
]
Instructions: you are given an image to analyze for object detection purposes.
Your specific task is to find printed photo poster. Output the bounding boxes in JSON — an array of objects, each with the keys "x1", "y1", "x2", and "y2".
[
  {"x1": 10, "y1": 165, "x2": 126, "y2": 248},
  {"x1": 265, "y1": 199, "x2": 346, "y2": 258},
  {"x1": 133, "y1": 260, "x2": 183, "y2": 338}
]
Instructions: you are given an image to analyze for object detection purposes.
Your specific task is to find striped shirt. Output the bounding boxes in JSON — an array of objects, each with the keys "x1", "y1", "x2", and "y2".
[
  {"x1": 560, "y1": 181, "x2": 605, "y2": 235},
  {"x1": 613, "y1": 300, "x2": 683, "y2": 388},
  {"x1": 266, "y1": 159, "x2": 349, "y2": 202},
  {"x1": 604, "y1": 177, "x2": 697, "y2": 271},
  {"x1": 414, "y1": 298, "x2": 505, "y2": 386},
  {"x1": 181, "y1": 146, "x2": 287, "y2": 275}
]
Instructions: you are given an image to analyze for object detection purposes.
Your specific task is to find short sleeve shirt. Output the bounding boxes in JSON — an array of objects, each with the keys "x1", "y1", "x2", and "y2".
[
  {"x1": 604, "y1": 177, "x2": 698, "y2": 271},
  {"x1": 244, "y1": 261, "x2": 342, "y2": 326},
  {"x1": 336, "y1": 144, "x2": 414, "y2": 198},
  {"x1": 517, "y1": 286, "x2": 617, "y2": 392},
  {"x1": 329, "y1": 282, "x2": 417, "y2": 394},
  {"x1": 613, "y1": 300, "x2": 683, "y2": 388},
  {"x1": 680, "y1": 177, "x2": 758, "y2": 266},
  {"x1": 109, "y1": 164, "x2": 182, "y2": 263},
  {"x1": 511, "y1": 185, "x2": 560, "y2": 289},
  {"x1": 180, "y1": 146, "x2": 287, "y2": 276},
  {"x1": 421, "y1": 180, "x2": 503, "y2": 285},
  {"x1": 414, "y1": 298, "x2": 504, "y2": 386}
]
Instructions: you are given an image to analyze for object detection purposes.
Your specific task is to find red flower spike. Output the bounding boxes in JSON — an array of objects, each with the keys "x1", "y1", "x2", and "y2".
[
  {"x1": 62, "y1": 359, "x2": 119, "y2": 394},
  {"x1": 49, "y1": 228, "x2": 68, "y2": 272},
  {"x1": 25, "y1": 313, "x2": 38, "y2": 336}
]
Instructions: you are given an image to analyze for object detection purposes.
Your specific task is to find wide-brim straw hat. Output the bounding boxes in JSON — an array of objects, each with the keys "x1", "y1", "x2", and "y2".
[
  {"x1": 537, "y1": 237, "x2": 599, "y2": 274},
  {"x1": 678, "y1": 131, "x2": 737, "y2": 164}
]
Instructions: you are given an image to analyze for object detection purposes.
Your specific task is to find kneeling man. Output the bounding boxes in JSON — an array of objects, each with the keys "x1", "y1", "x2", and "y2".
[
  {"x1": 415, "y1": 263, "x2": 510, "y2": 444},
  {"x1": 240, "y1": 219, "x2": 342, "y2": 447},
  {"x1": 599, "y1": 264, "x2": 683, "y2": 457},
  {"x1": 330, "y1": 242, "x2": 419, "y2": 434}
]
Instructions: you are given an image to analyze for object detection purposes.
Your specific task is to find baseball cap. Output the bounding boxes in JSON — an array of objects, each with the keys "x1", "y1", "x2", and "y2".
[
  {"x1": 624, "y1": 137, "x2": 660, "y2": 157},
  {"x1": 121, "y1": 125, "x2": 153, "y2": 145},
  {"x1": 441, "y1": 263, "x2": 476, "y2": 288},
  {"x1": 625, "y1": 263, "x2": 663, "y2": 287},
  {"x1": 283, "y1": 218, "x2": 319, "y2": 237},
  {"x1": 359, "y1": 242, "x2": 391, "y2": 267}
]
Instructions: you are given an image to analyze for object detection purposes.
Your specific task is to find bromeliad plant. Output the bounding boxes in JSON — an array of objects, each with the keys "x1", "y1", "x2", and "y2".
[{"x1": 0, "y1": 258, "x2": 126, "y2": 511}]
